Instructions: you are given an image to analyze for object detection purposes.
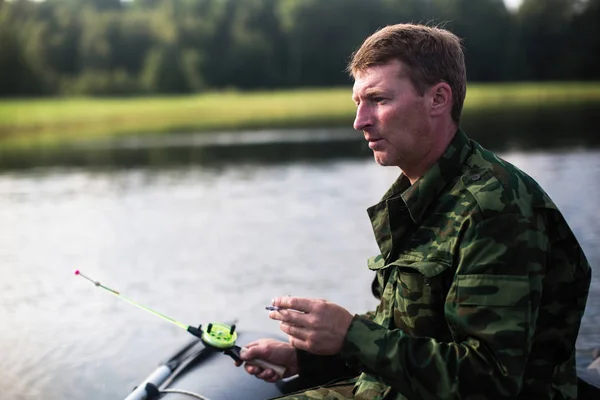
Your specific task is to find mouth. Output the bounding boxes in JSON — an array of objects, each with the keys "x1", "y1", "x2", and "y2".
[
  {"x1": 367, "y1": 138, "x2": 384, "y2": 150},
  {"x1": 364, "y1": 132, "x2": 381, "y2": 142}
]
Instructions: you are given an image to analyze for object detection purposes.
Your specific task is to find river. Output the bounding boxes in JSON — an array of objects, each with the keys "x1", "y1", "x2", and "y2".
[{"x1": 0, "y1": 127, "x2": 598, "y2": 399}]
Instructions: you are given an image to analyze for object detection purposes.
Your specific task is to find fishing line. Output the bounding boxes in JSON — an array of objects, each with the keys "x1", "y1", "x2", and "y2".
[
  {"x1": 74, "y1": 269, "x2": 286, "y2": 378},
  {"x1": 74, "y1": 270, "x2": 189, "y2": 331}
]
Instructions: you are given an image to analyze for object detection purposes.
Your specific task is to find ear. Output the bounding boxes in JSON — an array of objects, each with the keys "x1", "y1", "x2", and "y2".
[{"x1": 429, "y1": 82, "x2": 452, "y2": 117}]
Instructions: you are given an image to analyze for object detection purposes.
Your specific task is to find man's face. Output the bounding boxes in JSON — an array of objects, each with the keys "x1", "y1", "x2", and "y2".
[{"x1": 352, "y1": 60, "x2": 433, "y2": 168}]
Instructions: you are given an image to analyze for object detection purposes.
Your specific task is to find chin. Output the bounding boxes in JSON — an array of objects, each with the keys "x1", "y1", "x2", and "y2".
[
  {"x1": 373, "y1": 152, "x2": 398, "y2": 167},
  {"x1": 374, "y1": 156, "x2": 391, "y2": 167}
]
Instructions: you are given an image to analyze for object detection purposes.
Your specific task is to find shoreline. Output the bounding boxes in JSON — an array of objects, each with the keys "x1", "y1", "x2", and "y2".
[{"x1": 1, "y1": 83, "x2": 600, "y2": 150}]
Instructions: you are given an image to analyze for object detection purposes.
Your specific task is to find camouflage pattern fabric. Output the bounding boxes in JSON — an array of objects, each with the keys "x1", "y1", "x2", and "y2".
[
  {"x1": 283, "y1": 129, "x2": 591, "y2": 399},
  {"x1": 336, "y1": 129, "x2": 592, "y2": 399},
  {"x1": 272, "y1": 379, "x2": 356, "y2": 400}
]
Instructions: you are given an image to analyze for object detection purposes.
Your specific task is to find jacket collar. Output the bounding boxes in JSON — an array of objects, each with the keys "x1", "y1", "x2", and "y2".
[
  {"x1": 400, "y1": 128, "x2": 472, "y2": 224},
  {"x1": 367, "y1": 129, "x2": 472, "y2": 260}
]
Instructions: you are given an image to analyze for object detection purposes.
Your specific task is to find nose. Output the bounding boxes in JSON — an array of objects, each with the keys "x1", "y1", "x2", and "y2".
[{"x1": 353, "y1": 103, "x2": 372, "y2": 131}]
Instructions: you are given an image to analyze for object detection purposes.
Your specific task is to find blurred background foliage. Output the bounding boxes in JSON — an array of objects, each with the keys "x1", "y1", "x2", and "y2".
[{"x1": 1, "y1": 0, "x2": 599, "y2": 97}]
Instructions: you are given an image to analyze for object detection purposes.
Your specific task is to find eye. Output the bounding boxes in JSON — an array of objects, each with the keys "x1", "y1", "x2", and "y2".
[{"x1": 372, "y1": 97, "x2": 385, "y2": 103}]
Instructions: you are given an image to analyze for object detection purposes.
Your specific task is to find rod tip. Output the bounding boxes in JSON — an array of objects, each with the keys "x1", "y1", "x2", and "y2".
[{"x1": 74, "y1": 269, "x2": 80, "y2": 275}]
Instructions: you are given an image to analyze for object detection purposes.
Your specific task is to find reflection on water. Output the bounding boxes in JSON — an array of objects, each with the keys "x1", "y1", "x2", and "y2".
[
  {"x1": 1, "y1": 104, "x2": 600, "y2": 170},
  {"x1": 0, "y1": 116, "x2": 599, "y2": 399},
  {"x1": 1, "y1": 128, "x2": 367, "y2": 169}
]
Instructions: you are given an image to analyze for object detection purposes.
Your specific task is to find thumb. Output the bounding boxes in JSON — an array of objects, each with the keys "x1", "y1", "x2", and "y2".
[{"x1": 240, "y1": 346, "x2": 262, "y2": 361}]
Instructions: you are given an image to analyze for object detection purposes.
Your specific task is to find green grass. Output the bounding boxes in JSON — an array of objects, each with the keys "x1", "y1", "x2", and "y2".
[{"x1": 1, "y1": 82, "x2": 600, "y2": 149}]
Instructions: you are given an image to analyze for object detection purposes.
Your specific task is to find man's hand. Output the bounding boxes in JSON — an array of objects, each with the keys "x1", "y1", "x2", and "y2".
[
  {"x1": 269, "y1": 297, "x2": 354, "y2": 355},
  {"x1": 235, "y1": 339, "x2": 299, "y2": 382}
]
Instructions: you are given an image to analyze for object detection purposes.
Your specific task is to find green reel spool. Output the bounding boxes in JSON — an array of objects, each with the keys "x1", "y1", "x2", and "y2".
[{"x1": 201, "y1": 322, "x2": 238, "y2": 349}]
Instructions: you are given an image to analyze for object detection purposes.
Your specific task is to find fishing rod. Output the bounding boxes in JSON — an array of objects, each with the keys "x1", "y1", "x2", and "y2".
[{"x1": 74, "y1": 270, "x2": 285, "y2": 376}]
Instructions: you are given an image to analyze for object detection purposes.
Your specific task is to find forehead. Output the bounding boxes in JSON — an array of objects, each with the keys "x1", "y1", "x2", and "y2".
[{"x1": 352, "y1": 60, "x2": 407, "y2": 95}]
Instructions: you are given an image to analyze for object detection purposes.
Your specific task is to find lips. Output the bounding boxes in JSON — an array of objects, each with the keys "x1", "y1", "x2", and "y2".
[
  {"x1": 367, "y1": 138, "x2": 384, "y2": 150},
  {"x1": 363, "y1": 131, "x2": 384, "y2": 149},
  {"x1": 364, "y1": 133, "x2": 379, "y2": 141}
]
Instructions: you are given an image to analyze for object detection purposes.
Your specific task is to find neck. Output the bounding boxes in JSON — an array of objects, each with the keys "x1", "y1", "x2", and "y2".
[{"x1": 403, "y1": 121, "x2": 457, "y2": 185}]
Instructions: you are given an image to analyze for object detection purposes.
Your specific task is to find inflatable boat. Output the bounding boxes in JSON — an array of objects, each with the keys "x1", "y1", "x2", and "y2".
[
  {"x1": 124, "y1": 326, "x2": 295, "y2": 400},
  {"x1": 73, "y1": 271, "x2": 600, "y2": 399},
  {"x1": 123, "y1": 321, "x2": 600, "y2": 400}
]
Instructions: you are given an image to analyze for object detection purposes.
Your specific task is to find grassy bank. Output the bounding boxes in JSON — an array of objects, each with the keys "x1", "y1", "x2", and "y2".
[{"x1": 1, "y1": 82, "x2": 600, "y2": 149}]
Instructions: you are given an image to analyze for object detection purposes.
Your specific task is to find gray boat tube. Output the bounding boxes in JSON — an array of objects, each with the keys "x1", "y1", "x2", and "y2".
[
  {"x1": 125, "y1": 332, "x2": 600, "y2": 400},
  {"x1": 125, "y1": 365, "x2": 174, "y2": 400},
  {"x1": 123, "y1": 331, "x2": 288, "y2": 400}
]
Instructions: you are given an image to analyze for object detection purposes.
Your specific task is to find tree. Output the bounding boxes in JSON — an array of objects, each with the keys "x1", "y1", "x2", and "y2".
[
  {"x1": 431, "y1": 0, "x2": 513, "y2": 81},
  {"x1": 0, "y1": 13, "x2": 42, "y2": 95},
  {"x1": 276, "y1": 0, "x2": 386, "y2": 86},
  {"x1": 514, "y1": 0, "x2": 582, "y2": 79},
  {"x1": 568, "y1": 0, "x2": 600, "y2": 79},
  {"x1": 1, "y1": 0, "x2": 599, "y2": 96},
  {"x1": 142, "y1": 45, "x2": 190, "y2": 93}
]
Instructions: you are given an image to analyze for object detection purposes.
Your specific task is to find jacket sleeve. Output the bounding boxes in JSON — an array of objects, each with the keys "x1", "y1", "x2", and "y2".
[
  {"x1": 296, "y1": 309, "x2": 377, "y2": 381},
  {"x1": 339, "y1": 213, "x2": 549, "y2": 399},
  {"x1": 295, "y1": 349, "x2": 361, "y2": 383}
]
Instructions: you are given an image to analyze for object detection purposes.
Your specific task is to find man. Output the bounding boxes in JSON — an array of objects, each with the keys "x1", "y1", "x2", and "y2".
[{"x1": 238, "y1": 23, "x2": 592, "y2": 399}]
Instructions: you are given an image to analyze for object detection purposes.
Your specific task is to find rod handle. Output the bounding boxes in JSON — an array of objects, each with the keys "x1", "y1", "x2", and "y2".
[{"x1": 240, "y1": 347, "x2": 286, "y2": 378}]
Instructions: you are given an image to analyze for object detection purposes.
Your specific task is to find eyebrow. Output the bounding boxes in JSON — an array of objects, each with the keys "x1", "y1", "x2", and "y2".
[
  {"x1": 352, "y1": 87, "x2": 387, "y2": 102},
  {"x1": 363, "y1": 88, "x2": 386, "y2": 96}
]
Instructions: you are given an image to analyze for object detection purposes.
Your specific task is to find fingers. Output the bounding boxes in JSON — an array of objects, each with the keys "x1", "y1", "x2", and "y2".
[
  {"x1": 244, "y1": 364, "x2": 262, "y2": 375},
  {"x1": 272, "y1": 300, "x2": 354, "y2": 356},
  {"x1": 268, "y1": 299, "x2": 315, "y2": 328},
  {"x1": 280, "y1": 322, "x2": 309, "y2": 340},
  {"x1": 269, "y1": 310, "x2": 309, "y2": 329},
  {"x1": 288, "y1": 335, "x2": 309, "y2": 352},
  {"x1": 272, "y1": 296, "x2": 315, "y2": 313},
  {"x1": 240, "y1": 344, "x2": 267, "y2": 362},
  {"x1": 237, "y1": 339, "x2": 295, "y2": 381},
  {"x1": 244, "y1": 341, "x2": 259, "y2": 348},
  {"x1": 244, "y1": 364, "x2": 279, "y2": 382},
  {"x1": 239, "y1": 338, "x2": 282, "y2": 361}
]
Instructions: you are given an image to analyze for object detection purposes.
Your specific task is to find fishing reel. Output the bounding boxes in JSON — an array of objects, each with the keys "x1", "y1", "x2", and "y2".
[
  {"x1": 187, "y1": 322, "x2": 285, "y2": 377},
  {"x1": 74, "y1": 270, "x2": 285, "y2": 400},
  {"x1": 187, "y1": 322, "x2": 245, "y2": 362},
  {"x1": 128, "y1": 321, "x2": 284, "y2": 400}
]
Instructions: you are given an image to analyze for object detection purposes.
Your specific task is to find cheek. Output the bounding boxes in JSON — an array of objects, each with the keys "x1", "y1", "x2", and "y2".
[
  {"x1": 379, "y1": 107, "x2": 399, "y2": 131},
  {"x1": 381, "y1": 103, "x2": 408, "y2": 125},
  {"x1": 380, "y1": 106, "x2": 408, "y2": 139}
]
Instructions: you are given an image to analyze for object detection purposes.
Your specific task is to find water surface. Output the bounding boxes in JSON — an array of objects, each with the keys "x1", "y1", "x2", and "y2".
[{"x1": 0, "y1": 127, "x2": 598, "y2": 399}]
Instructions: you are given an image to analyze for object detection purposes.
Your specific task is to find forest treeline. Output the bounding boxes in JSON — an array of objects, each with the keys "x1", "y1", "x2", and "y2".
[{"x1": 1, "y1": 0, "x2": 599, "y2": 97}]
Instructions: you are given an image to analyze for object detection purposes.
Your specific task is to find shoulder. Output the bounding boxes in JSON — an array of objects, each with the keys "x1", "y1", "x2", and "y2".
[{"x1": 455, "y1": 141, "x2": 556, "y2": 219}]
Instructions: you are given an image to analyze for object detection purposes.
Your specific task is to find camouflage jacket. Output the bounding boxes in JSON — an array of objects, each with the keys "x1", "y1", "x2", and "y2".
[{"x1": 338, "y1": 129, "x2": 592, "y2": 399}]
